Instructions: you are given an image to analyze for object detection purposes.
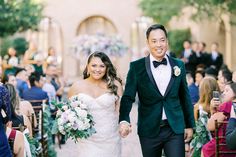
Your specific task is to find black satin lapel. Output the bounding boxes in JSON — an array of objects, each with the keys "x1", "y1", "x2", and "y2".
[
  {"x1": 164, "y1": 55, "x2": 176, "y2": 97},
  {"x1": 145, "y1": 55, "x2": 159, "y2": 92}
]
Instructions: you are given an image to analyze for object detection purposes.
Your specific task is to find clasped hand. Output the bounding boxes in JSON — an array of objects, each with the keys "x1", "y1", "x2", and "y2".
[{"x1": 119, "y1": 123, "x2": 132, "y2": 138}]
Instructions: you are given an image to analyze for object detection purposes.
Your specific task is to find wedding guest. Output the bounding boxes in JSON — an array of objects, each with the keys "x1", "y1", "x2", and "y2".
[
  {"x1": 186, "y1": 73, "x2": 199, "y2": 106},
  {"x1": 0, "y1": 84, "x2": 12, "y2": 157},
  {"x1": 5, "y1": 122, "x2": 25, "y2": 157},
  {"x1": 195, "y1": 70, "x2": 205, "y2": 87},
  {"x1": 190, "y1": 77, "x2": 219, "y2": 157},
  {"x1": 22, "y1": 72, "x2": 48, "y2": 102},
  {"x1": 119, "y1": 24, "x2": 195, "y2": 157},
  {"x1": 46, "y1": 47, "x2": 59, "y2": 67},
  {"x1": 68, "y1": 51, "x2": 123, "y2": 157},
  {"x1": 226, "y1": 105, "x2": 236, "y2": 150},
  {"x1": 15, "y1": 68, "x2": 29, "y2": 98},
  {"x1": 180, "y1": 40, "x2": 198, "y2": 75},
  {"x1": 232, "y1": 70, "x2": 236, "y2": 83},
  {"x1": 2, "y1": 74, "x2": 17, "y2": 88},
  {"x1": 206, "y1": 42, "x2": 223, "y2": 72},
  {"x1": 2, "y1": 47, "x2": 20, "y2": 77},
  {"x1": 202, "y1": 83, "x2": 236, "y2": 157},
  {"x1": 4, "y1": 83, "x2": 32, "y2": 137},
  {"x1": 23, "y1": 41, "x2": 45, "y2": 76}
]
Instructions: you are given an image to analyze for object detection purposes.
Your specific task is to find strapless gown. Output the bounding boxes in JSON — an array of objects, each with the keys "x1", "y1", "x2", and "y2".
[{"x1": 76, "y1": 93, "x2": 121, "y2": 157}]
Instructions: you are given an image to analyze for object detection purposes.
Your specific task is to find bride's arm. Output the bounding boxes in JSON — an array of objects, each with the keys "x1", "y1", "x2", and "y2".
[
  {"x1": 115, "y1": 80, "x2": 123, "y2": 113},
  {"x1": 68, "y1": 82, "x2": 80, "y2": 98}
]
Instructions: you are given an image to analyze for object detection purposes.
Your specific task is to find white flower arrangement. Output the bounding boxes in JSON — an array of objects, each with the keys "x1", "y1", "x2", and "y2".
[
  {"x1": 173, "y1": 66, "x2": 181, "y2": 76},
  {"x1": 71, "y1": 33, "x2": 128, "y2": 58},
  {"x1": 53, "y1": 95, "x2": 96, "y2": 142}
]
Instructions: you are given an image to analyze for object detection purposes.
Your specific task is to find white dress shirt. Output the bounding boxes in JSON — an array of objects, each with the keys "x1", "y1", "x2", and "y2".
[{"x1": 150, "y1": 54, "x2": 172, "y2": 120}]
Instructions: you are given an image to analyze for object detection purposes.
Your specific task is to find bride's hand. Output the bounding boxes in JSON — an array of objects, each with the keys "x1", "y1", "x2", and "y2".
[{"x1": 119, "y1": 122, "x2": 131, "y2": 138}]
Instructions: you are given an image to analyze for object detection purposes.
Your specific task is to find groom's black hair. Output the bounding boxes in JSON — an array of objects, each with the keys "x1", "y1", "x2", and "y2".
[{"x1": 146, "y1": 24, "x2": 167, "y2": 39}]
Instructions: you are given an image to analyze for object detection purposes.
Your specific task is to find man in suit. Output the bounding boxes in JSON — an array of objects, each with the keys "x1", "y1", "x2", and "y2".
[
  {"x1": 206, "y1": 42, "x2": 223, "y2": 71},
  {"x1": 119, "y1": 24, "x2": 195, "y2": 157}
]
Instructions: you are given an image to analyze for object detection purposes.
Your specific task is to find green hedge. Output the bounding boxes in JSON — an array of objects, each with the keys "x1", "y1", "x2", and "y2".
[
  {"x1": 168, "y1": 29, "x2": 191, "y2": 57},
  {"x1": 0, "y1": 37, "x2": 28, "y2": 57}
]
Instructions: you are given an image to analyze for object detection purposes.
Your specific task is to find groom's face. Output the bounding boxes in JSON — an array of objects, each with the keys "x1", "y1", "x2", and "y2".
[{"x1": 146, "y1": 29, "x2": 168, "y2": 60}]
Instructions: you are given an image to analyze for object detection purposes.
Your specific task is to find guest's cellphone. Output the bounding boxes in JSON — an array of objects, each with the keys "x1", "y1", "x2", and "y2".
[{"x1": 213, "y1": 91, "x2": 220, "y2": 101}]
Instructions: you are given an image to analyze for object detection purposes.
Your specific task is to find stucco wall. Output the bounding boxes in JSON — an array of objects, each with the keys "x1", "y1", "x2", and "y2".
[{"x1": 43, "y1": 0, "x2": 142, "y2": 78}]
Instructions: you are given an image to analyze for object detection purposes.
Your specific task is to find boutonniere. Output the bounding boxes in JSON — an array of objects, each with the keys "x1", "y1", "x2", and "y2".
[{"x1": 173, "y1": 66, "x2": 181, "y2": 77}]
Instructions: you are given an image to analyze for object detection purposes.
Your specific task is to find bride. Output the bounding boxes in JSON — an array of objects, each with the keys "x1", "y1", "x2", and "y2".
[{"x1": 68, "y1": 51, "x2": 123, "y2": 157}]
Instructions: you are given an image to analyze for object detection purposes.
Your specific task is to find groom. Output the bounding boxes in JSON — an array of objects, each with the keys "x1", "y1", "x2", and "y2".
[{"x1": 119, "y1": 24, "x2": 195, "y2": 157}]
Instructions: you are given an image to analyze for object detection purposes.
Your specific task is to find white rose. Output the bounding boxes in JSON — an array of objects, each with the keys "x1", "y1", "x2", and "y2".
[
  {"x1": 173, "y1": 66, "x2": 181, "y2": 76},
  {"x1": 77, "y1": 120, "x2": 85, "y2": 130},
  {"x1": 80, "y1": 103, "x2": 87, "y2": 109},
  {"x1": 58, "y1": 118, "x2": 65, "y2": 125},
  {"x1": 62, "y1": 105, "x2": 68, "y2": 111},
  {"x1": 71, "y1": 101, "x2": 78, "y2": 108},
  {"x1": 68, "y1": 114, "x2": 76, "y2": 123},
  {"x1": 77, "y1": 109, "x2": 88, "y2": 118},
  {"x1": 58, "y1": 126, "x2": 65, "y2": 135},
  {"x1": 66, "y1": 123, "x2": 72, "y2": 128},
  {"x1": 83, "y1": 119, "x2": 90, "y2": 129},
  {"x1": 56, "y1": 110, "x2": 62, "y2": 116}
]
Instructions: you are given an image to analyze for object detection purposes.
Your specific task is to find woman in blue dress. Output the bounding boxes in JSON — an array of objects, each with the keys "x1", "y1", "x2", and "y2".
[{"x1": 0, "y1": 84, "x2": 12, "y2": 157}]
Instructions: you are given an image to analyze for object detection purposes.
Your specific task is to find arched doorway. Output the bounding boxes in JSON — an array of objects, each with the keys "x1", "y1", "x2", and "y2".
[
  {"x1": 77, "y1": 16, "x2": 117, "y2": 35},
  {"x1": 75, "y1": 16, "x2": 117, "y2": 75}
]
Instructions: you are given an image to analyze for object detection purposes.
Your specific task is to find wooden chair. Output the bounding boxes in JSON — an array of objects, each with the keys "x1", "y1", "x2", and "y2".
[
  {"x1": 29, "y1": 100, "x2": 48, "y2": 157},
  {"x1": 12, "y1": 124, "x2": 26, "y2": 132},
  {"x1": 215, "y1": 120, "x2": 236, "y2": 157}
]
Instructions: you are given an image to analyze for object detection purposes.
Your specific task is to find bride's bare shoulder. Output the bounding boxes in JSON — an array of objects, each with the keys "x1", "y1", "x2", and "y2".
[{"x1": 68, "y1": 80, "x2": 87, "y2": 97}]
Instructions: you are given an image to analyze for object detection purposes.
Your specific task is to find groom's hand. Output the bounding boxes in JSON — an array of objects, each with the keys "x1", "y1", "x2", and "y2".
[
  {"x1": 119, "y1": 122, "x2": 132, "y2": 138},
  {"x1": 184, "y1": 128, "x2": 193, "y2": 143}
]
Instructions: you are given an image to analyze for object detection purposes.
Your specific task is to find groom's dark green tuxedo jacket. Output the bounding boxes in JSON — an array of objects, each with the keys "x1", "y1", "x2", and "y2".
[{"x1": 119, "y1": 55, "x2": 195, "y2": 137}]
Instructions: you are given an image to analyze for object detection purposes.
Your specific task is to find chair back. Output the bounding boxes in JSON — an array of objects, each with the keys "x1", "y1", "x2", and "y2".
[{"x1": 215, "y1": 120, "x2": 236, "y2": 157}]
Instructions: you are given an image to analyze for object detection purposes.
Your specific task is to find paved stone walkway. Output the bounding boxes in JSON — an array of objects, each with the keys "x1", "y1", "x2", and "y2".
[{"x1": 55, "y1": 104, "x2": 143, "y2": 157}]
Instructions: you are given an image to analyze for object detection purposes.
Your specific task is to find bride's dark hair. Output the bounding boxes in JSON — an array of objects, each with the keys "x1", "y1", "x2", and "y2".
[{"x1": 83, "y1": 51, "x2": 122, "y2": 96}]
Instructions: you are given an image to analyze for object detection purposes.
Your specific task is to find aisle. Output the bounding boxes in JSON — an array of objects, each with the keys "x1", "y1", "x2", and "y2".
[{"x1": 55, "y1": 104, "x2": 143, "y2": 157}]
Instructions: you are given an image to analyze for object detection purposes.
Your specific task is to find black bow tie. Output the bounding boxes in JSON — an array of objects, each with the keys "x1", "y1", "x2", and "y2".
[{"x1": 153, "y1": 58, "x2": 167, "y2": 68}]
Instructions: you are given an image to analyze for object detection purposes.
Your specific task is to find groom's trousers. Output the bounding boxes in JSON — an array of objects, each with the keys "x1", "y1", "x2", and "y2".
[{"x1": 139, "y1": 122, "x2": 185, "y2": 157}]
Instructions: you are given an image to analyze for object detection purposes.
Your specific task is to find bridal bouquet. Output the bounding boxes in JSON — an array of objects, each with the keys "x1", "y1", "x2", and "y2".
[{"x1": 53, "y1": 95, "x2": 96, "y2": 142}]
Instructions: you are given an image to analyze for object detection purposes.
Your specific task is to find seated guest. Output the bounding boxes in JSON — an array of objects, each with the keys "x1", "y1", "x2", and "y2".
[
  {"x1": 22, "y1": 72, "x2": 48, "y2": 102},
  {"x1": 226, "y1": 103, "x2": 236, "y2": 150},
  {"x1": 186, "y1": 73, "x2": 199, "y2": 105},
  {"x1": 190, "y1": 77, "x2": 219, "y2": 157},
  {"x1": 4, "y1": 83, "x2": 32, "y2": 137},
  {"x1": 5, "y1": 122, "x2": 25, "y2": 157},
  {"x1": 15, "y1": 68, "x2": 29, "y2": 98},
  {"x1": 195, "y1": 70, "x2": 205, "y2": 87},
  {"x1": 202, "y1": 83, "x2": 236, "y2": 157}
]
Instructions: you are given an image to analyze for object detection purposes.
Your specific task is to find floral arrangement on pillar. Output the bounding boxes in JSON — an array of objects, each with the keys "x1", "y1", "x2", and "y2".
[{"x1": 71, "y1": 33, "x2": 128, "y2": 58}]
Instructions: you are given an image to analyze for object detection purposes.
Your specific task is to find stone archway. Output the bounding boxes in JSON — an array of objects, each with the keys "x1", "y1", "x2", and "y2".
[
  {"x1": 75, "y1": 15, "x2": 117, "y2": 76},
  {"x1": 76, "y1": 15, "x2": 117, "y2": 36}
]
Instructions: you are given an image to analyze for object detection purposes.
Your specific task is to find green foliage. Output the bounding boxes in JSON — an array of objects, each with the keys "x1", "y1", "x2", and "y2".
[
  {"x1": 12, "y1": 37, "x2": 28, "y2": 56},
  {"x1": 25, "y1": 134, "x2": 41, "y2": 157},
  {"x1": 0, "y1": 37, "x2": 13, "y2": 57},
  {"x1": 0, "y1": 37, "x2": 28, "y2": 57},
  {"x1": 0, "y1": 0, "x2": 43, "y2": 37},
  {"x1": 168, "y1": 29, "x2": 191, "y2": 57},
  {"x1": 139, "y1": 0, "x2": 187, "y2": 25},
  {"x1": 43, "y1": 105, "x2": 57, "y2": 157},
  {"x1": 139, "y1": 0, "x2": 236, "y2": 25}
]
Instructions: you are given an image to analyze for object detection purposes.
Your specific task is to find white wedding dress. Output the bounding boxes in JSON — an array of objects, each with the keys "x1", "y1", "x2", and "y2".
[{"x1": 76, "y1": 93, "x2": 121, "y2": 157}]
